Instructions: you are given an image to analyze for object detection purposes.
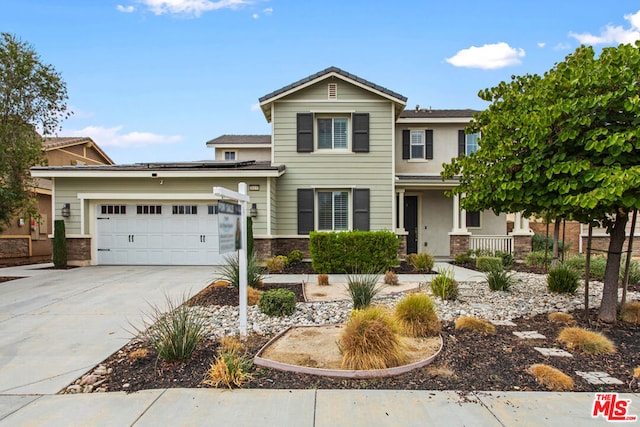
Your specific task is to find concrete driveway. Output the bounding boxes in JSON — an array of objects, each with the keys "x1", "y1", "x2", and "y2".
[{"x1": 0, "y1": 264, "x2": 217, "y2": 395}]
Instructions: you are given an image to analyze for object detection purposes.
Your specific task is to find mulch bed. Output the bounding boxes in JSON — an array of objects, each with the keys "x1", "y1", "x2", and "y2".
[{"x1": 93, "y1": 279, "x2": 640, "y2": 394}]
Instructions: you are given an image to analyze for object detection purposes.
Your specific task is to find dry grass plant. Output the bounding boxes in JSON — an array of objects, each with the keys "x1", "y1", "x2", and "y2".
[
  {"x1": 454, "y1": 316, "x2": 496, "y2": 334},
  {"x1": 204, "y1": 351, "x2": 253, "y2": 389},
  {"x1": 339, "y1": 306, "x2": 406, "y2": 370},
  {"x1": 633, "y1": 367, "x2": 640, "y2": 379},
  {"x1": 219, "y1": 336, "x2": 245, "y2": 354},
  {"x1": 384, "y1": 270, "x2": 399, "y2": 286},
  {"x1": 128, "y1": 348, "x2": 149, "y2": 362},
  {"x1": 317, "y1": 274, "x2": 330, "y2": 286},
  {"x1": 547, "y1": 312, "x2": 576, "y2": 325},
  {"x1": 247, "y1": 287, "x2": 262, "y2": 306},
  {"x1": 557, "y1": 327, "x2": 616, "y2": 354},
  {"x1": 529, "y1": 364, "x2": 574, "y2": 391},
  {"x1": 394, "y1": 293, "x2": 441, "y2": 337},
  {"x1": 621, "y1": 301, "x2": 640, "y2": 324}
]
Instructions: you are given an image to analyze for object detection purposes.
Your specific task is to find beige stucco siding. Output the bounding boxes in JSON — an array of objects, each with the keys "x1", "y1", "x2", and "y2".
[
  {"x1": 395, "y1": 123, "x2": 464, "y2": 175},
  {"x1": 272, "y1": 84, "x2": 395, "y2": 235},
  {"x1": 53, "y1": 177, "x2": 270, "y2": 235},
  {"x1": 216, "y1": 147, "x2": 271, "y2": 161}
]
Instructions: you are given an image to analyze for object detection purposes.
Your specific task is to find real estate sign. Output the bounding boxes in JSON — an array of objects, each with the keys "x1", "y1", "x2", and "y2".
[{"x1": 217, "y1": 200, "x2": 242, "y2": 254}]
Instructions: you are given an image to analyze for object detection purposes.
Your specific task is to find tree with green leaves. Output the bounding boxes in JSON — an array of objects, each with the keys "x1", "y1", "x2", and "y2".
[
  {"x1": 442, "y1": 42, "x2": 640, "y2": 323},
  {"x1": 0, "y1": 33, "x2": 69, "y2": 231}
]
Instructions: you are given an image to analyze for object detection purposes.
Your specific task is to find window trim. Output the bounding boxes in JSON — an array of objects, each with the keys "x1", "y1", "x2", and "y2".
[
  {"x1": 316, "y1": 189, "x2": 351, "y2": 231},
  {"x1": 409, "y1": 130, "x2": 425, "y2": 159},
  {"x1": 223, "y1": 151, "x2": 237, "y2": 160}
]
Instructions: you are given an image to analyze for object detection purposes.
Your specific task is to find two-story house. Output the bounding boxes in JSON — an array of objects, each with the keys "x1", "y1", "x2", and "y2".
[{"x1": 31, "y1": 67, "x2": 528, "y2": 266}]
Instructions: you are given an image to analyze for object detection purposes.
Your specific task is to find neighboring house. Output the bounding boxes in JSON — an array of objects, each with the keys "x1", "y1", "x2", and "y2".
[
  {"x1": 0, "y1": 137, "x2": 114, "y2": 263},
  {"x1": 31, "y1": 67, "x2": 530, "y2": 266}
]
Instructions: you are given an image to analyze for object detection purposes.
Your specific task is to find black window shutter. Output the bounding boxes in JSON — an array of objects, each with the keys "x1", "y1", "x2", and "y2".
[
  {"x1": 297, "y1": 113, "x2": 314, "y2": 153},
  {"x1": 402, "y1": 130, "x2": 410, "y2": 159},
  {"x1": 352, "y1": 113, "x2": 369, "y2": 152},
  {"x1": 425, "y1": 129, "x2": 433, "y2": 159},
  {"x1": 353, "y1": 188, "x2": 370, "y2": 231},
  {"x1": 297, "y1": 189, "x2": 314, "y2": 235},
  {"x1": 458, "y1": 130, "x2": 466, "y2": 157}
]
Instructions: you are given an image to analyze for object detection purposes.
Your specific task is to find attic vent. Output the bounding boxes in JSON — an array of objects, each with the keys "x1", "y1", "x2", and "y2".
[{"x1": 328, "y1": 83, "x2": 337, "y2": 100}]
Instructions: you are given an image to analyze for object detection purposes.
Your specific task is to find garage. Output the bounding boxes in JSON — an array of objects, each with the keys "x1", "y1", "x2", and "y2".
[{"x1": 96, "y1": 202, "x2": 226, "y2": 266}]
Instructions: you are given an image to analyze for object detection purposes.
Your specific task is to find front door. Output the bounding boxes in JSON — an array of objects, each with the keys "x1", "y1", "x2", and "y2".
[{"x1": 404, "y1": 196, "x2": 418, "y2": 254}]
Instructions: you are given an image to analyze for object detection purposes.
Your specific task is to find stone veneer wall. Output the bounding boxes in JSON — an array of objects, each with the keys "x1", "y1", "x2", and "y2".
[
  {"x1": 582, "y1": 236, "x2": 640, "y2": 257},
  {"x1": 513, "y1": 235, "x2": 533, "y2": 260},
  {"x1": 0, "y1": 237, "x2": 30, "y2": 259},
  {"x1": 66, "y1": 237, "x2": 91, "y2": 265},
  {"x1": 449, "y1": 234, "x2": 470, "y2": 258}
]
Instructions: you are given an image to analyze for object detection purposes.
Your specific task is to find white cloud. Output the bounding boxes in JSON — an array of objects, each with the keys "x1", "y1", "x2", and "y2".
[
  {"x1": 446, "y1": 42, "x2": 525, "y2": 70},
  {"x1": 67, "y1": 125, "x2": 182, "y2": 148},
  {"x1": 250, "y1": 103, "x2": 260, "y2": 111},
  {"x1": 553, "y1": 42, "x2": 571, "y2": 51},
  {"x1": 569, "y1": 10, "x2": 640, "y2": 45},
  {"x1": 116, "y1": 4, "x2": 136, "y2": 13},
  {"x1": 252, "y1": 13, "x2": 259, "y2": 19},
  {"x1": 537, "y1": 42, "x2": 546, "y2": 48},
  {"x1": 138, "y1": 0, "x2": 250, "y2": 17},
  {"x1": 263, "y1": 7, "x2": 272, "y2": 14}
]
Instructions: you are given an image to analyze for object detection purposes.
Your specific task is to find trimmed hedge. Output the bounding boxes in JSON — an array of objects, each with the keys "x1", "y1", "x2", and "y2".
[
  {"x1": 309, "y1": 230, "x2": 399, "y2": 273},
  {"x1": 476, "y1": 256, "x2": 502, "y2": 272}
]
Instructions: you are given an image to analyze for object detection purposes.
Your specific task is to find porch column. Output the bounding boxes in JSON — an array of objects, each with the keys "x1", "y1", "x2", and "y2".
[
  {"x1": 460, "y1": 207, "x2": 468, "y2": 233},
  {"x1": 514, "y1": 212, "x2": 522, "y2": 233},
  {"x1": 452, "y1": 194, "x2": 460, "y2": 232},
  {"x1": 397, "y1": 189, "x2": 405, "y2": 231}
]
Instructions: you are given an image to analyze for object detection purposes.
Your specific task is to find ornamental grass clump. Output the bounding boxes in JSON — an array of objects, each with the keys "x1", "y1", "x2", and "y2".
[
  {"x1": 204, "y1": 338, "x2": 253, "y2": 389},
  {"x1": 346, "y1": 270, "x2": 382, "y2": 310},
  {"x1": 405, "y1": 252, "x2": 434, "y2": 272},
  {"x1": 621, "y1": 301, "x2": 640, "y2": 324},
  {"x1": 485, "y1": 265, "x2": 517, "y2": 291},
  {"x1": 265, "y1": 255, "x2": 287, "y2": 273},
  {"x1": 218, "y1": 252, "x2": 264, "y2": 288},
  {"x1": 430, "y1": 268, "x2": 458, "y2": 301},
  {"x1": 394, "y1": 293, "x2": 441, "y2": 337},
  {"x1": 454, "y1": 316, "x2": 496, "y2": 334},
  {"x1": 529, "y1": 364, "x2": 574, "y2": 391},
  {"x1": 475, "y1": 256, "x2": 503, "y2": 272},
  {"x1": 339, "y1": 306, "x2": 405, "y2": 370},
  {"x1": 547, "y1": 312, "x2": 576, "y2": 325},
  {"x1": 317, "y1": 274, "x2": 330, "y2": 286},
  {"x1": 131, "y1": 293, "x2": 207, "y2": 363},
  {"x1": 384, "y1": 270, "x2": 399, "y2": 286},
  {"x1": 557, "y1": 327, "x2": 616, "y2": 355},
  {"x1": 247, "y1": 286, "x2": 262, "y2": 306},
  {"x1": 547, "y1": 264, "x2": 579, "y2": 294}
]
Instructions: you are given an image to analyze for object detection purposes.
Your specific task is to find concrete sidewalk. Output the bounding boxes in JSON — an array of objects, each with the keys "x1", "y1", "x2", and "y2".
[{"x1": 1, "y1": 389, "x2": 636, "y2": 426}]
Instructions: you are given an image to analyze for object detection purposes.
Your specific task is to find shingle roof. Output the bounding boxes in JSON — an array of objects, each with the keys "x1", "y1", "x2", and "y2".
[
  {"x1": 206, "y1": 135, "x2": 271, "y2": 146},
  {"x1": 42, "y1": 136, "x2": 92, "y2": 149},
  {"x1": 32, "y1": 160, "x2": 284, "y2": 172},
  {"x1": 259, "y1": 66, "x2": 408, "y2": 103},
  {"x1": 399, "y1": 109, "x2": 480, "y2": 118}
]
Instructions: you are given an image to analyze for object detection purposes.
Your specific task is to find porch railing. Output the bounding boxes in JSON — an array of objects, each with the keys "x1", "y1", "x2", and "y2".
[{"x1": 469, "y1": 235, "x2": 513, "y2": 254}]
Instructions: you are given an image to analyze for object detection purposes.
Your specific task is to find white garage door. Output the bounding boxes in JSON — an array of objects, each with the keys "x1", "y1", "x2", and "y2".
[{"x1": 96, "y1": 203, "x2": 227, "y2": 265}]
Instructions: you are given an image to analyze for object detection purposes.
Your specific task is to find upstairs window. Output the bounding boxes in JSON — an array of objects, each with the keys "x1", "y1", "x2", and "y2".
[
  {"x1": 224, "y1": 151, "x2": 236, "y2": 160},
  {"x1": 466, "y1": 133, "x2": 480, "y2": 155},
  {"x1": 410, "y1": 130, "x2": 424, "y2": 159},
  {"x1": 318, "y1": 191, "x2": 349, "y2": 231},
  {"x1": 318, "y1": 117, "x2": 348, "y2": 149}
]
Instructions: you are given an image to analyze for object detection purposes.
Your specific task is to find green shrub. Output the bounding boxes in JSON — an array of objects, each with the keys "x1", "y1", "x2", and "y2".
[
  {"x1": 526, "y1": 250, "x2": 552, "y2": 267},
  {"x1": 53, "y1": 219, "x2": 67, "y2": 268},
  {"x1": 394, "y1": 293, "x2": 441, "y2": 337},
  {"x1": 258, "y1": 288, "x2": 296, "y2": 316},
  {"x1": 219, "y1": 252, "x2": 264, "y2": 288},
  {"x1": 547, "y1": 264, "x2": 580, "y2": 294},
  {"x1": 532, "y1": 233, "x2": 564, "y2": 253},
  {"x1": 287, "y1": 249, "x2": 304, "y2": 265},
  {"x1": 476, "y1": 256, "x2": 503, "y2": 272},
  {"x1": 564, "y1": 255, "x2": 586, "y2": 273},
  {"x1": 486, "y1": 266, "x2": 517, "y2": 291},
  {"x1": 309, "y1": 230, "x2": 399, "y2": 273},
  {"x1": 265, "y1": 255, "x2": 287, "y2": 273},
  {"x1": 622, "y1": 257, "x2": 640, "y2": 286},
  {"x1": 405, "y1": 252, "x2": 434, "y2": 272},
  {"x1": 455, "y1": 252, "x2": 473, "y2": 264},
  {"x1": 131, "y1": 294, "x2": 206, "y2": 362},
  {"x1": 588, "y1": 256, "x2": 607, "y2": 281},
  {"x1": 346, "y1": 270, "x2": 383, "y2": 310},
  {"x1": 494, "y1": 250, "x2": 514, "y2": 267},
  {"x1": 430, "y1": 268, "x2": 458, "y2": 300}
]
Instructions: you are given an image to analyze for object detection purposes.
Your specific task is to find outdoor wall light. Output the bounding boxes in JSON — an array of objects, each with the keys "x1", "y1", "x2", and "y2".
[
  {"x1": 61, "y1": 203, "x2": 71, "y2": 218},
  {"x1": 250, "y1": 203, "x2": 258, "y2": 218}
]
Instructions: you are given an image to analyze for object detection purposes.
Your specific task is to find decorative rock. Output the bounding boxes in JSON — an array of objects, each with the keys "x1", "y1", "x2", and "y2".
[
  {"x1": 576, "y1": 371, "x2": 624, "y2": 385},
  {"x1": 80, "y1": 374, "x2": 99, "y2": 386},
  {"x1": 513, "y1": 331, "x2": 547, "y2": 339},
  {"x1": 66, "y1": 385, "x2": 82, "y2": 393},
  {"x1": 534, "y1": 347, "x2": 573, "y2": 357}
]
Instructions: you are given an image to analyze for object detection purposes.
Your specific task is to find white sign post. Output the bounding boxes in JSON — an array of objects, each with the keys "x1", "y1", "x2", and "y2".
[{"x1": 213, "y1": 183, "x2": 249, "y2": 336}]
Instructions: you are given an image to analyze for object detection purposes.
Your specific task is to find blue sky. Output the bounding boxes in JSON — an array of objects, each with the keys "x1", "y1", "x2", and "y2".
[{"x1": 3, "y1": 0, "x2": 640, "y2": 164}]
